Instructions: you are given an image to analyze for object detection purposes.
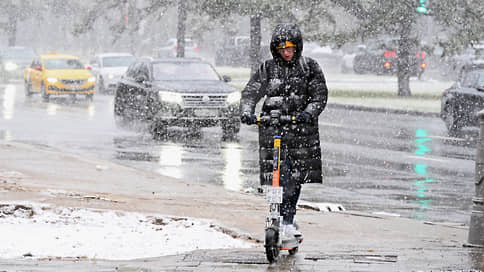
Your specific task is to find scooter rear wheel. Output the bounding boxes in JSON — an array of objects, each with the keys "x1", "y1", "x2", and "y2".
[{"x1": 265, "y1": 228, "x2": 280, "y2": 263}]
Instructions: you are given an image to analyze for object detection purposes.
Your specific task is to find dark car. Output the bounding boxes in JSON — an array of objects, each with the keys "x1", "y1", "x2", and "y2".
[
  {"x1": 215, "y1": 35, "x2": 271, "y2": 67},
  {"x1": 440, "y1": 43, "x2": 484, "y2": 80},
  {"x1": 353, "y1": 39, "x2": 426, "y2": 78},
  {"x1": 0, "y1": 47, "x2": 36, "y2": 82},
  {"x1": 440, "y1": 61, "x2": 484, "y2": 135},
  {"x1": 114, "y1": 58, "x2": 241, "y2": 138}
]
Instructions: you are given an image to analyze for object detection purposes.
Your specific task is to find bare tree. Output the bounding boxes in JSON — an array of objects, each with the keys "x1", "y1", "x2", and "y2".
[
  {"x1": 176, "y1": 0, "x2": 187, "y2": 58},
  {"x1": 0, "y1": 0, "x2": 38, "y2": 46}
]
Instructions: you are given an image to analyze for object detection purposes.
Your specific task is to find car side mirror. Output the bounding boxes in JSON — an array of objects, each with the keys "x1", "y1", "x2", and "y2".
[
  {"x1": 222, "y1": 75, "x2": 232, "y2": 82},
  {"x1": 135, "y1": 75, "x2": 148, "y2": 83}
]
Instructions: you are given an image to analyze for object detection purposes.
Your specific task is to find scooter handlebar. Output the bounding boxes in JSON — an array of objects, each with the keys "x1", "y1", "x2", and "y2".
[{"x1": 256, "y1": 115, "x2": 297, "y2": 126}]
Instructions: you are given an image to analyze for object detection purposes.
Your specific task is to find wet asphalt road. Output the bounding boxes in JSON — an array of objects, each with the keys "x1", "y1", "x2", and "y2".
[{"x1": 0, "y1": 81, "x2": 476, "y2": 225}]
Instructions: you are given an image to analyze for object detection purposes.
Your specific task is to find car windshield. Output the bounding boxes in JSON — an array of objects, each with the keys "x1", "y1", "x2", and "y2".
[
  {"x1": 475, "y1": 48, "x2": 484, "y2": 58},
  {"x1": 167, "y1": 39, "x2": 195, "y2": 47},
  {"x1": 44, "y1": 59, "x2": 84, "y2": 69},
  {"x1": 152, "y1": 62, "x2": 220, "y2": 81},
  {"x1": 102, "y1": 56, "x2": 135, "y2": 67},
  {"x1": 1, "y1": 48, "x2": 36, "y2": 60},
  {"x1": 477, "y1": 70, "x2": 484, "y2": 88}
]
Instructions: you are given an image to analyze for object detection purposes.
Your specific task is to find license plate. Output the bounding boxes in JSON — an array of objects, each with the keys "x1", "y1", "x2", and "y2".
[
  {"x1": 68, "y1": 85, "x2": 82, "y2": 90},
  {"x1": 194, "y1": 109, "x2": 218, "y2": 117},
  {"x1": 266, "y1": 187, "x2": 283, "y2": 204}
]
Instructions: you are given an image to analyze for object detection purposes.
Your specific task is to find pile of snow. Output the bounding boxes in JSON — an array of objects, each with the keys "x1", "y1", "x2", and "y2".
[{"x1": 0, "y1": 202, "x2": 254, "y2": 260}]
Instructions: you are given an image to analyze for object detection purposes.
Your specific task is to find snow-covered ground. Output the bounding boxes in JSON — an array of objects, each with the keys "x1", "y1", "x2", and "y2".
[{"x1": 0, "y1": 202, "x2": 254, "y2": 260}]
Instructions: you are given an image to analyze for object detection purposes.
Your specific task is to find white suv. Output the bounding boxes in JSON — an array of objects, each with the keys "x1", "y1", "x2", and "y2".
[
  {"x1": 89, "y1": 53, "x2": 135, "y2": 94},
  {"x1": 152, "y1": 38, "x2": 201, "y2": 58}
]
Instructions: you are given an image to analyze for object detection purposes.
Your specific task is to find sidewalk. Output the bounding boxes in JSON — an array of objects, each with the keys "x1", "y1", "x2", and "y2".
[{"x1": 0, "y1": 141, "x2": 481, "y2": 271}]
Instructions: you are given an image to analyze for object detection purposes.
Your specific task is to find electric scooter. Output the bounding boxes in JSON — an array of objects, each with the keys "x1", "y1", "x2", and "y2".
[{"x1": 255, "y1": 110, "x2": 303, "y2": 263}]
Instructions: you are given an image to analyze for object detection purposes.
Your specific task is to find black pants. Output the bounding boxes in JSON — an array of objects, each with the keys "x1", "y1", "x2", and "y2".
[{"x1": 280, "y1": 156, "x2": 302, "y2": 225}]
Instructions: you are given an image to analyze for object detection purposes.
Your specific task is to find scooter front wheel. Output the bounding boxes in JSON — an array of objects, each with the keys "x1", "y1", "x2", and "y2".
[
  {"x1": 288, "y1": 247, "x2": 298, "y2": 255},
  {"x1": 265, "y1": 227, "x2": 280, "y2": 263}
]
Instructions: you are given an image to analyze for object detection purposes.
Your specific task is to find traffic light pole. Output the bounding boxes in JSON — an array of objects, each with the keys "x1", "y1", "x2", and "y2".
[{"x1": 466, "y1": 110, "x2": 484, "y2": 248}]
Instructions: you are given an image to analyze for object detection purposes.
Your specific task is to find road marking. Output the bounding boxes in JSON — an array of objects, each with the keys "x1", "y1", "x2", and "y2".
[
  {"x1": 319, "y1": 121, "x2": 344, "y2": 128},
  {"x1": 406, "y1": 155, "x2": 447, "y2": 162},
  {"x1": 427, "y1": 135, "x2": 468, "y2": 141}
]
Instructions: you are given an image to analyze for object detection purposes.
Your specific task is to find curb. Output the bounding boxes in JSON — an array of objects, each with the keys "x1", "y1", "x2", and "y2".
[{"x1": 327, "y1": 102, "x2": 441, "y2": 118}]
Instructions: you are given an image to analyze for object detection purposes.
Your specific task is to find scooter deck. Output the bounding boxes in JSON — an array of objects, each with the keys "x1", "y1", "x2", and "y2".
[{"x1": 281, "y1": 236, "x2": 303, "y2": 250}]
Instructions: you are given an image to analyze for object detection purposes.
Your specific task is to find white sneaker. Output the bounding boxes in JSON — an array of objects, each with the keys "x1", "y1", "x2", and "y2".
[
  {"x1": 281, "y1": 224, "x2": 301, "y2": 248},
  {"x1": 282, "y1": 224, "x2": 302, "y2": 240}
]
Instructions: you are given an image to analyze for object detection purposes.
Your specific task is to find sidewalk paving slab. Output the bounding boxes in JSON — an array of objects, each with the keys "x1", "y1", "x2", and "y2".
[{"x1": 0, "y1": 138, "x2": 482, "y2": 271}]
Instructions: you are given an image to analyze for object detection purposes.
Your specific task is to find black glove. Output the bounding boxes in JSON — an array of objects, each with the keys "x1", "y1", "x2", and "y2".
[
  {"x1": 295, "y1": 111, "x2": 311, "y2": 123},
  {"x1": 240, "y1": 112, "x2": 257, "y2": 124}
]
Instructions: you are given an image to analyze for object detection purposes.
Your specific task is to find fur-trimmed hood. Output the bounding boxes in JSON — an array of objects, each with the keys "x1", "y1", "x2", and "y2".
[{"x1": 270, "y1": 23, "x2": 303, "y2": 65}]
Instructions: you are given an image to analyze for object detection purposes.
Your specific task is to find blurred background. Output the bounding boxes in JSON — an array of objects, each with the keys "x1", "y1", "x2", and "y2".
[{"x1": 0, "y1": 0, "x2": 482, "y2": 84}]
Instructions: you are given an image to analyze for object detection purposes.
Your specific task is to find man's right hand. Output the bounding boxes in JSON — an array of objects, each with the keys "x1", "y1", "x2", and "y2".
[{"x1": 240, "y1": 112, "x2": 257, "y2": 125}]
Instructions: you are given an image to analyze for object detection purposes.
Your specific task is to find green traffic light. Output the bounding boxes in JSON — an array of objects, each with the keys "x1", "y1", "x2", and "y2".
[{"x1": 416, "y1": 6, "x2": 427, "y2": 13}]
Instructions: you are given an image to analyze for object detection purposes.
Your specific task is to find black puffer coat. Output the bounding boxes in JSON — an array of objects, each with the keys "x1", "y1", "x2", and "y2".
[{"x1": 240, "y1": 23, "x2": 328, "y2": 186}]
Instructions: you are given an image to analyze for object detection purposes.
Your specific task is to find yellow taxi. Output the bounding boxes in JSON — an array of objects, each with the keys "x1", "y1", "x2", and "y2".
[{"x1": 24, "y1": 53, "x2": 95, "y2": 101}]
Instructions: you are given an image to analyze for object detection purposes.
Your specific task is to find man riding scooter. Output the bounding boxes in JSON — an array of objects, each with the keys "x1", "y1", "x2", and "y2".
[{"x1": 240, "y1": 23, "x2": 328, "y2": 246}]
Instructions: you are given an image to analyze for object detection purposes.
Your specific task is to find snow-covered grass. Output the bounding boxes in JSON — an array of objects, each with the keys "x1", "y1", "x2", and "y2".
[
  {"x1": 325, "y1": 72, "x2": 452, "y2": 96},
  {"x1": 0, "y1": 202, "x2": 254, "y2": 260},
  {"x1": 218, "y1": 66, "x2": 448, "y2": 113},
  {"x1": 329, "y1": 96, "x2": 441, "y2": 112}
]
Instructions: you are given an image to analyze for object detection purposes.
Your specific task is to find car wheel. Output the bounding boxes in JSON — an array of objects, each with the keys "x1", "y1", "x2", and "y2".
[
  {"x1": 353, "y1": 56, "x2": 366, "y2": 74},
  {"x1": 114, "y1": 95, "x2": 129, "y2": 127},
  {"x1": 41, "y1": 83, "x2": 49, "y2": 102},
  {"x1": 222, "y1": 119, "x2": 240, "y2": 139},
  {"x1": 417, "y1": 70, "x2": 424, "y2": 80},
  {"x1": 24, "y1": 81, "x2": 33, "y2": 97},
  {"x1": 86, "y1": 94, "x2": 94, "y2": 102},
  {"x1": 114, "y1": 115, "x2": 131, "y2": 129},
  {"x1": 97, "y1": 76, "x2": 105, "y2": 94},
  {"x1": 444, "y1": 104, "x2": 462, "y2": 135},
  {"x1": 150, "y1": 121, "x2": 168, "y2": 139},
  {"x1": 341, "y1": 64, "x2": 351, "y2": 73}
]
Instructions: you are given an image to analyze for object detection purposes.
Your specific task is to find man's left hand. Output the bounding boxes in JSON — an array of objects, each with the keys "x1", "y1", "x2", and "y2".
[{"x1": 295, "y1": 111, "x2": 311, "y2": 123}]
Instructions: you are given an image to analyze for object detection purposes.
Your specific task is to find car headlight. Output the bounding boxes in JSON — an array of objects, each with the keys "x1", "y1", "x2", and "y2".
[
  {"x1": 226, "y1": 91, "x2": 241, "y2": 104},
  {"x1": 47, "y1": 77, "x2": 58, "y2": 83},
  {"x1": 4, "y1": 62, "x2": 18, "y2": 71},
  {"x1": 88, "y1": 77, "x2": 96, "y2": 83},
  {"x1": 159, "y1": 91, "x2": 183, "y2": 104},
  {"x1": 108, "y1": 73, "x2": 115, "y2": 79}
]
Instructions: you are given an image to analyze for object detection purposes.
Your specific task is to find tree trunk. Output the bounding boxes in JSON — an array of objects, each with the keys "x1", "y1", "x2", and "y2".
[
  {"x1": 176, "y1": 0, "x2": 187, "y2": 58},
  {"x1": 249, "y1": 13, "x2": 262, "y2": 75},
  {"x1": 127, "y1": 0, "x2": 136, "y2": 55},
  {"x1": 7, "y1": 12, "x2": 17, "y2": 46},
  {"x1": 397, "y1": 19, "x2": 412, "y2": 96}
]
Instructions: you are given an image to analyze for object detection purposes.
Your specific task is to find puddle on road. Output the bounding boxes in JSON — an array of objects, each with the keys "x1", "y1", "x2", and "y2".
[{"x1": 115, "y1": 151, "x2": 160, "y2": 162}]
